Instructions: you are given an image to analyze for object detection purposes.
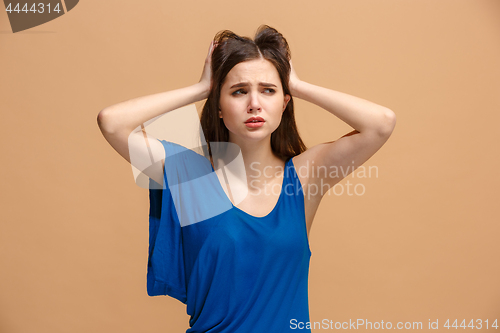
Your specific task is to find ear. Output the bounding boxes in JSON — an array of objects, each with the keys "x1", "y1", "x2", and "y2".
[
  {"x1": 283, "y1": 94, "x2": 291, "y2": 111},
  {"x1": 219, "y1": 108, "x2": 223, "y2": 118}
]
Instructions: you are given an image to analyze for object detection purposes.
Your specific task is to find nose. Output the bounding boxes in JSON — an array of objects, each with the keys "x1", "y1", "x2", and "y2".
[{"x1": 247, "y1": 91, "x2": 261, "y2": 113}]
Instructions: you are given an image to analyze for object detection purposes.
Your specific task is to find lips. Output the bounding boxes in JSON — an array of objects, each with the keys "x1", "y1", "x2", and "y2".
[{"x1": 245, "y1": 116, "x2": 265, "y2": 123}]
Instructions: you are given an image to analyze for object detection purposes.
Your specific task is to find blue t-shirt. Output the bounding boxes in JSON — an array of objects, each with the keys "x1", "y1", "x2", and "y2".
[{"x1": 147, "y1": 140, "x2": 312, "y2": 332}]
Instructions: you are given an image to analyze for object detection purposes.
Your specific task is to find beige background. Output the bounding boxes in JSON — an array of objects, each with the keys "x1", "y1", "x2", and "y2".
[{"x1": 1, "y1": 0, "x2": 499, "y2": 332}]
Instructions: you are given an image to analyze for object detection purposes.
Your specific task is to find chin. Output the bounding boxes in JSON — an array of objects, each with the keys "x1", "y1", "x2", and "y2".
[{"x1": 229, "y1": 130, "x2": 271, "y2": 143}]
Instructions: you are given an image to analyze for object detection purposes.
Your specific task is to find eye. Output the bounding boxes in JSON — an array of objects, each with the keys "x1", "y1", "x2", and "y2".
[
  {"x1": 263, "y1": 88, "x2": 276, "y2": 94},
  {"x1": 231, "y1": 89, "x2": 246, "y2": 96}
]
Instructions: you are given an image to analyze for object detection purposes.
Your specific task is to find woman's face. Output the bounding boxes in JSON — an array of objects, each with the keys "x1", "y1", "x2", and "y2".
[{"x1": 219, "y1": 58, "x2": 291, "y2": 144}]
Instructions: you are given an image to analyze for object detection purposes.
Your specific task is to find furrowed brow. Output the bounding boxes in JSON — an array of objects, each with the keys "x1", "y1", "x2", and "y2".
[
  {"x1": 230, "y1": 82, "x2": 249, "y2": 89},
  {"x1": 229, "y1": 82, "x2": 277, "y2": 89},
  {"x1": 259, "y1": 82, "x2": 277, "y2": 88}
]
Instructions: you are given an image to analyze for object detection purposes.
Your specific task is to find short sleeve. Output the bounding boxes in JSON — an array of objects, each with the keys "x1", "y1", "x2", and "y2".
[{"x1": 146, "y1": 140, "x2": 188, "y2": 303}]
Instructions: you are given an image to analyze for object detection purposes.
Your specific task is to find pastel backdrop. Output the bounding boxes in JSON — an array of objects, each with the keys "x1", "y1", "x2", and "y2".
[{"x1": 1, "y1": 0, "x2": 499, "y2": 332}]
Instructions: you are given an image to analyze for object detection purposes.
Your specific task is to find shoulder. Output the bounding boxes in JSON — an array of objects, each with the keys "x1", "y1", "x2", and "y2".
[
  {"x1": 291, "y1": 149, "x2": 326, "y2": 233},
  {"x1": 290, "y1": 143, "x2": 325, "y2": 178},
  {"x1": 290, "y1": 143, "x2": 332, "y2": 199}
]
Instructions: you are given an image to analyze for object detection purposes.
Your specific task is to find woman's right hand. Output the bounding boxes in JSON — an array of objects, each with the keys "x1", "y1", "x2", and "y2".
[
  {"x1": 198, "y1": 40, "x2": 217, "y2": 97},
  {"x1": 98, "y1": 40, "x2": 221, "y2": 187}
]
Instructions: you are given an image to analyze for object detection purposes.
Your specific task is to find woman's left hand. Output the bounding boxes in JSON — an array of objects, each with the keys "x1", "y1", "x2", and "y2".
[{"x1": 289, "y1": 60, "x2": 302, "y2": 97}]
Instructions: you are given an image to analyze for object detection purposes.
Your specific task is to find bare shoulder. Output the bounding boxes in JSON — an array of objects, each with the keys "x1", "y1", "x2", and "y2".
[
  {"x1": 291, "y1": 143, "x2": 332, "y2": 197},
  {"x1": 291, "y1": 145, "x2": 330, "y2": 235}
]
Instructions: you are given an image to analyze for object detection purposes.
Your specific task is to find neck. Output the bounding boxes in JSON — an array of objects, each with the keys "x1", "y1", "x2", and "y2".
[{"x1": 225, "y1": 134, "x2": 285, "y2": 185}]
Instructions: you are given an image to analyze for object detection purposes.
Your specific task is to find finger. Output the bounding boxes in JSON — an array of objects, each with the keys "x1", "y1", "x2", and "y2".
[
  {"x1": 208, "y1": 41, "x2": 217, "y2": 57},
  {"x1": 212, "y1": 41, "x2": 219, "y2": 52}
]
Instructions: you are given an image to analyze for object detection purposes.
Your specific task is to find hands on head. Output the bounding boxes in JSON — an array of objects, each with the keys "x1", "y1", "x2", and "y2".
[
  {"x1": 288, "y1": 59, "x2": 302, "y2": 98},
  {"x1": 199, "y1": 40, "x2": 218, "y2": 96},
  {"x1": 198, "y1": 39, "x2": 301, "y2": 99}
]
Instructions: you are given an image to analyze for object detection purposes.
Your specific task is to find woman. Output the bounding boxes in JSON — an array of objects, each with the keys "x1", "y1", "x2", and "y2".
[{"x1": 97, "y1": 25, "x2": 396, "y2": 333}]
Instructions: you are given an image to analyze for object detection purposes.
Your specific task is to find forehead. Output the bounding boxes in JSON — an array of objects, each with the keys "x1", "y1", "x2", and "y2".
[{"x1": 223, "y1": 58, "x2": 281, "y2": 86}]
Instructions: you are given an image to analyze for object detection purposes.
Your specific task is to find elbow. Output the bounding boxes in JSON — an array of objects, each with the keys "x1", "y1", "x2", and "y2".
[
  {"x1": 377, "y1": 108, "x2": 396, "y2": 137},
  {"x1": 97, "y1": 108, "x2": 116, "y2": 135}
]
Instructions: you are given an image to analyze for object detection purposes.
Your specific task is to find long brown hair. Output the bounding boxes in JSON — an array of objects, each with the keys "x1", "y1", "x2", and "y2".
[{"x1": 199, "y1": 25, "x2": 307, "y2": 167}]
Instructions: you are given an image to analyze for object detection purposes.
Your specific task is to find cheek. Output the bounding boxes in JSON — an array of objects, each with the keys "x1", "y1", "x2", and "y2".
[
  {"x1": 224, "y1": 99, "x2": 240, "y2": 110},
  {"x1": 219, "y1": 103, "x2": 240, "y2": 128},
  {"x1": 220, "y1": 99, "x2": 245, "y2": 123},
  {"x1": 220, "y1": 95, "x2": 236, "y2": 111},
  {"x1": 264, "y1": 99, "x2": 285, "y2": 115},
  {"x1": 269, "y1": 101, "x2": 286, "y2": 128}
]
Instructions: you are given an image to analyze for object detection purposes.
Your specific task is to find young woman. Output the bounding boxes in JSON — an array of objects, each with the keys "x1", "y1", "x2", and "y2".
[{"x1": 98, "y1": 25, "x2": 396, "y2": 333}]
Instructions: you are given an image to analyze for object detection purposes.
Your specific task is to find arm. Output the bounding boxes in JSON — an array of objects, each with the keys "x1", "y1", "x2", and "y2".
[
  {"x1": 290, "y1": 61, "x2": 396, "y2": 192},
  {"x1": 97, "y1": 41, "x2": 216, "y2": 186},
  {"x1": 97, "y1": 40, "x2": 215, "y2": 135},
  {"x1": 289, "y1": 60, "x2": 396, "y2": 137},
  {"x1": 97, "y1": 83, "x2": 209, "y2": 136}
]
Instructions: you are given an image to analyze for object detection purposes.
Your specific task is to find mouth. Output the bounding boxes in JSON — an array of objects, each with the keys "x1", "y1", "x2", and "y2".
[{"x1": 244, "y1": 117, "x2": 265, "y2": 124}]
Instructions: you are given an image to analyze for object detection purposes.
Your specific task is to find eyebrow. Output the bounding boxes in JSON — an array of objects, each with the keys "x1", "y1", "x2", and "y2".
[{"x1": 229, "y1": 82, "x2": 278, "y2": 89}]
